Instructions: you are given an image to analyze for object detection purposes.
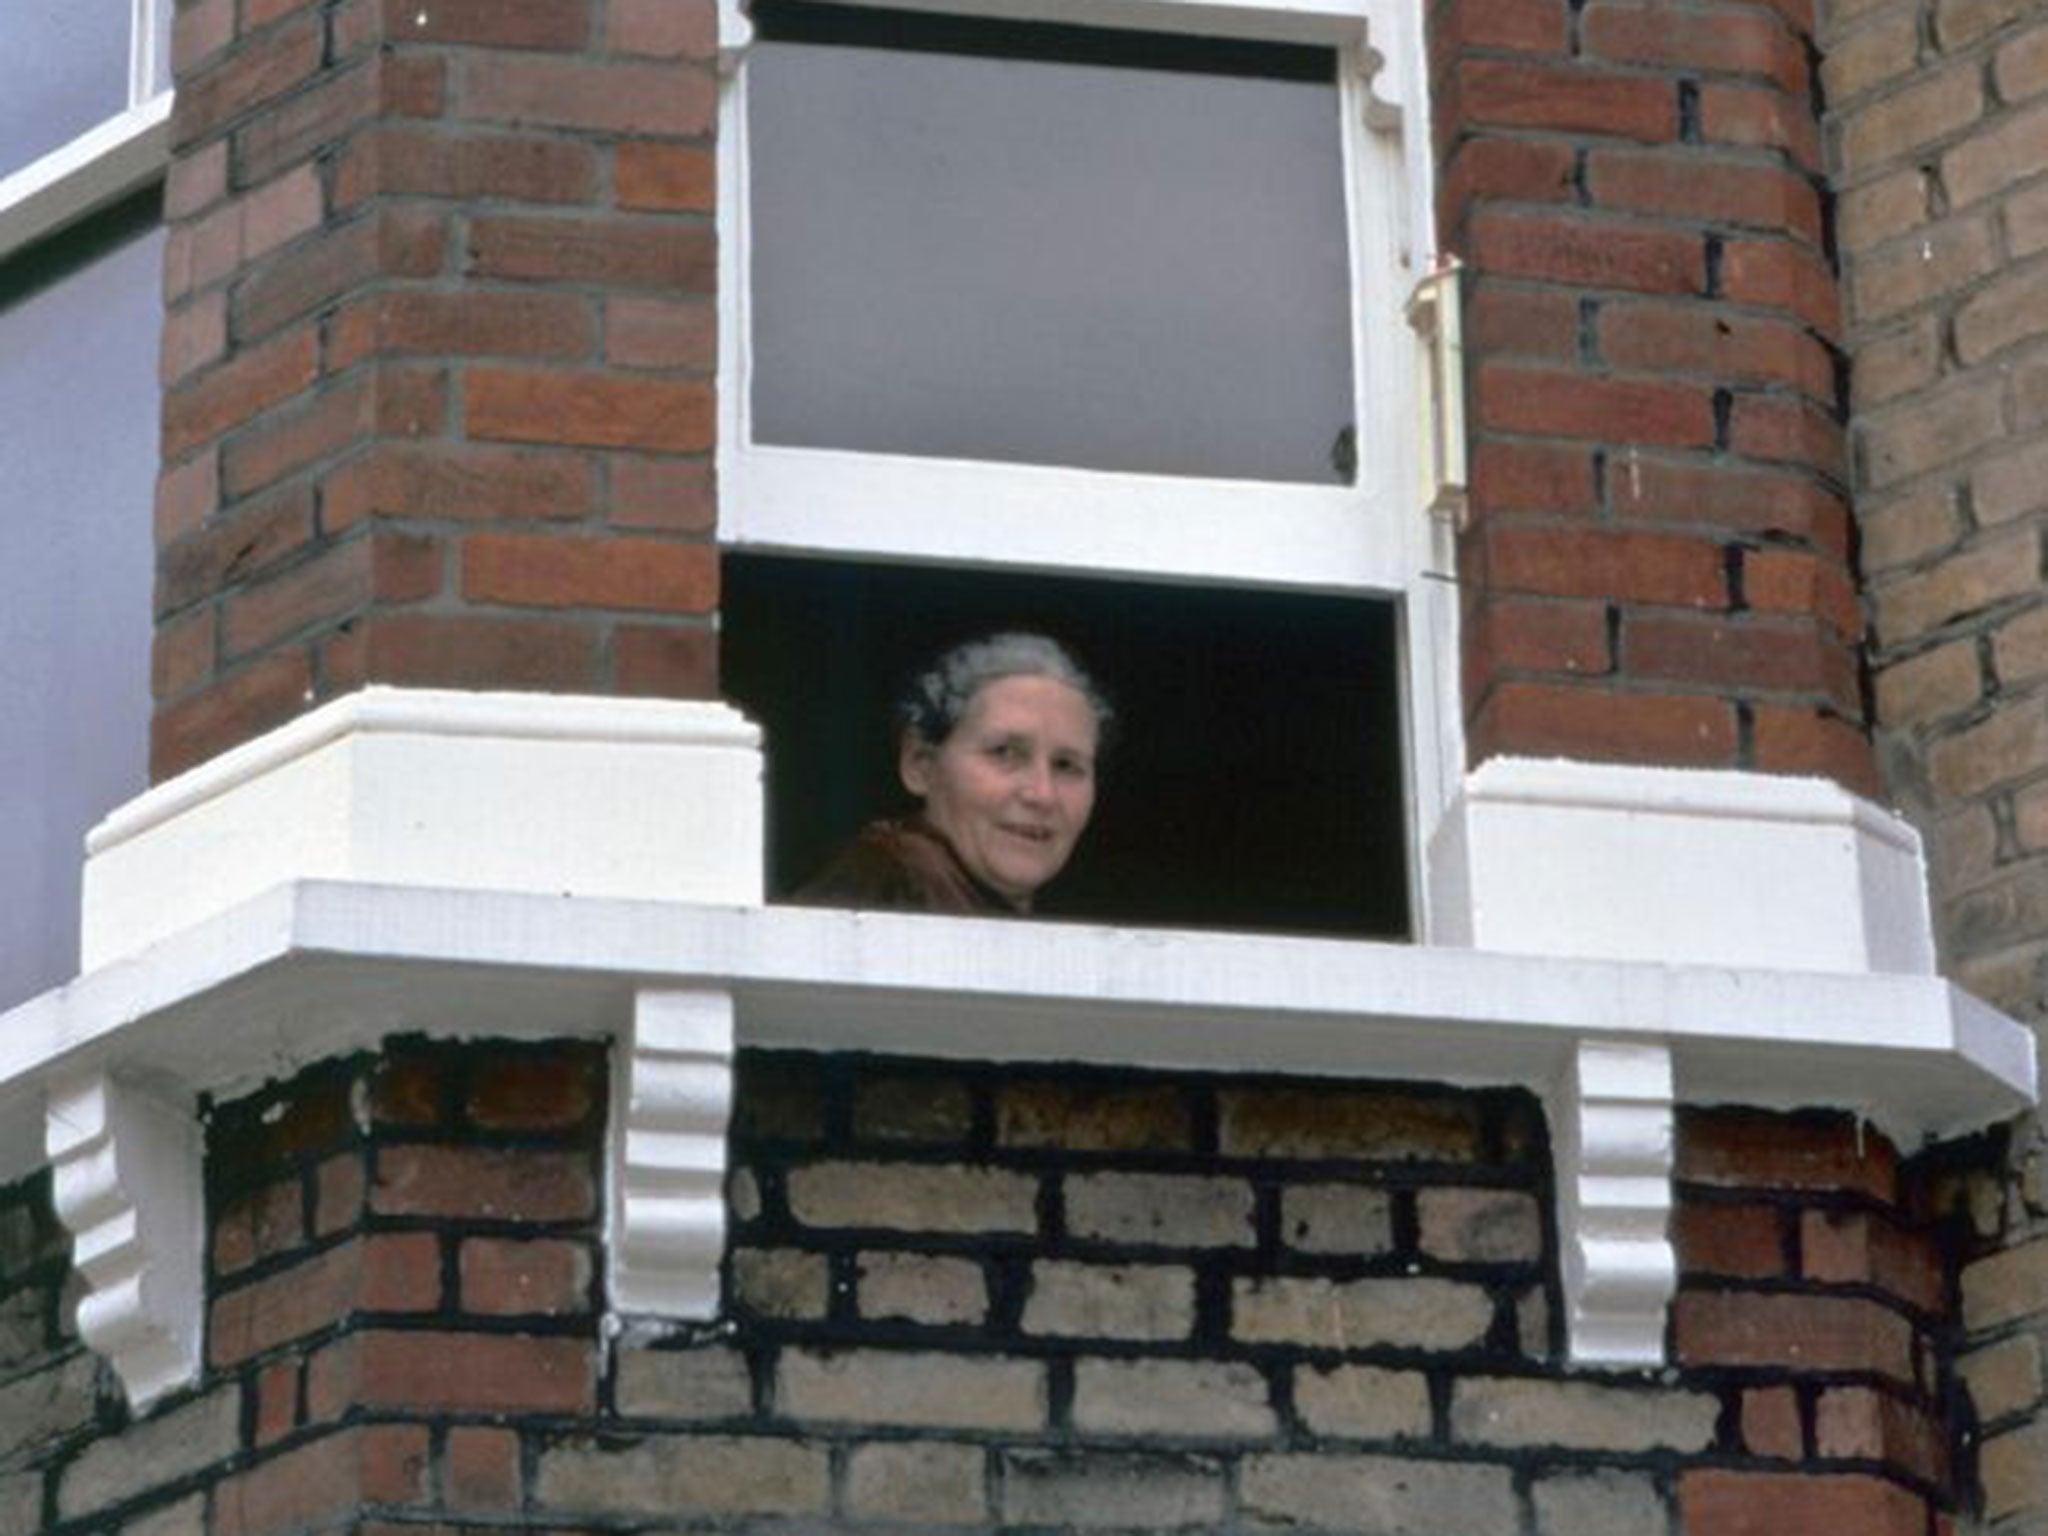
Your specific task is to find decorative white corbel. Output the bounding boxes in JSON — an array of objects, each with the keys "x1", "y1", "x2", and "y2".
[
  {"x1": 718, "y1": 0, "x2": 755, "y2": 75},
  {"x1": 1406, "y1": 256, "x2": 1468, "y2": 531},
  {"x1": 608, "y1": 989, "x2": 736, "y2": 1320},
  {"x1": 1355, "y1": 30, "x2": 1402, "y2": 134},
  {"x1": 44, "y1": 1072, "x2": 203, "y2": 1411},
  {"x1": 1549, "y1": 1041, "x2": 1676, "y2": 1367}
]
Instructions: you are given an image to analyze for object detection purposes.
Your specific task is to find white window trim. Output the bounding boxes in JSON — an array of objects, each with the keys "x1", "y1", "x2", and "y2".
[
  {"x1": 0, "y1": 0, "x2": 173, "y2": 264},
  {"x1": 715, "y1": 0, "x2": 1465, "y2": 928}
]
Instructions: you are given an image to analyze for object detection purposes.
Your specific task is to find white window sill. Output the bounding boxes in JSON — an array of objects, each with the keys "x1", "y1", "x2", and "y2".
[{"x1": 0, "y1": 92, "x2": 171, "y2": 263}]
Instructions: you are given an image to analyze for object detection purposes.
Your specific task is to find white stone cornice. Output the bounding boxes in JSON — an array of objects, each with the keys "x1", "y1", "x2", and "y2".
[
  {"x1": 610, "y1": 990, "x2": 735, "y2": 1321},
  {"x1": 1550, "y1": 1043, "x2": 1675, "y2": 1368},
  {"x1": 44, "y1": 1073, "x2": 202, "y2": 1410}
]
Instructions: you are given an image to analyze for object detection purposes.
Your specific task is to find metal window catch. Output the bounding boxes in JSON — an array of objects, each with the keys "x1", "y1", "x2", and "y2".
[{"x1": 1406, "y1": 256, "x2": 1468, "y2": 532}]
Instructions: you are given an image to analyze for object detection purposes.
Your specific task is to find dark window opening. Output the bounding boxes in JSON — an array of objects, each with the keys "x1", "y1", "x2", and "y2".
[{"x1": 722, "y1": 554, "x2": 1412, "y2": 940}]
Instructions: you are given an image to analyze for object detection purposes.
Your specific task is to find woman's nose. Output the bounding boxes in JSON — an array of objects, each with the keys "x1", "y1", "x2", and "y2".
[{"x1": 1019, "y1": 760, "x2": 1055, "y2": 801}]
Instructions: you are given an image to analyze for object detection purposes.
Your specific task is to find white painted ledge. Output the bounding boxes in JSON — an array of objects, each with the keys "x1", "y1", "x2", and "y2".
[
  {"x1": 1428, "y1": 757, "x2": 1935, "y2": 974},
  {"x1": 0, "y1": 93, "x2": 171, "y2": 262},
  {"x1": 82, "y1": 688, "x2": 764, "y2": 968}
]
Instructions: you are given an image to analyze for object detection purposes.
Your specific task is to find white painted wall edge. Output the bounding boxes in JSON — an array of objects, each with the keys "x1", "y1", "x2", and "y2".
[
  {"x1": 0, "y1": 94, "x2": 170, "y2": 263},
  {"x1": 0, "y1": 879, "x2": 2030, "y2": 1184}
]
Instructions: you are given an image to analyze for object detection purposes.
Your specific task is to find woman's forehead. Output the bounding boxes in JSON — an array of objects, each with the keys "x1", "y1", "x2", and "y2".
[{"x1": 963, "y1": 675, "x2": 1099, "y2": 739}]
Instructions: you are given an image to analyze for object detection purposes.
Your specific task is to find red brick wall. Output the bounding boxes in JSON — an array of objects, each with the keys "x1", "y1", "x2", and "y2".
[
  {"x1": 152, "y1": 0, "x2": 721, "y2": 780},
  {"x1": 1432, "y1": 0, "x2": 1875, "y2": 793},
  {"x1": 0, "y1": 1043, "x2": 1966, "y2": 1535}
]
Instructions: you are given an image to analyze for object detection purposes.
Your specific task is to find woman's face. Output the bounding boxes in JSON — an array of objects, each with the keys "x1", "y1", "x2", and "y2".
[{"x1": 901, "y1": 674, "x2": 1099, "y2": 907}]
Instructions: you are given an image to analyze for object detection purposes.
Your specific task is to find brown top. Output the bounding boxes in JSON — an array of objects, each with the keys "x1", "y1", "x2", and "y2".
[{"x1": 791, "y1": 816, "x2": 1024, "y2": 916}]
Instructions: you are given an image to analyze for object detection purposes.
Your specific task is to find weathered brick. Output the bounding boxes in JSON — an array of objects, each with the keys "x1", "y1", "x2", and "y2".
[
  {"x1": 1682, "y1": 1469, "x2": 1926, "y2": 1536},
  {"x1": 1963, "y1": 1235, "x2": 2048, "y2": 1330},
  {"x1": 608, "y1": 0, "x2": 719, "y2": 56},
  {"x1": 846, "y1": 1442, "x2": 986, "y2": 1523},
  {"x1": 375, "y1": 0, "x2": 590, "y2": 48},
  {"x1": 358, "y1": 612, "x2": 600, "y2": 690},
  {"x1": 1243, "y1": 1454, "x2": 1517, "y2": 1534},
  {"x1": 1936, "y1": 0, "x2": 2036, "y2": 46},
  {"x1": 1959, "y1": 1332, "x2": 2042, "y2": 1422},
  {"x1": 469, "y1": 215, "x2": 715, "y2": 291},
  {"x1": 1982, "y1": 1418, "x2": 2048, "y2": 1519},
  {"x1": 460, "y1": 1236, "x2": 591, "y2": 1315},
  {"x1": 173, "y1": 12, "x2": 324, "y2": 147},
  {"x1": 321, "y1": 443, "x2": 598, "y2": 529},
  {"x1": 1293, "y1": 1364, "x2": 1433, "y2": 1439},
  {"x1": 1874, "y1": 640, "x2": 1978, "y2": 727},
  {"x1": 1233, "y1": 1276, "x2": 1494, "y2": 1350},
  {"x1": 1814, "y1": 1386, "x2": 1946, "y2": 1483},
  {"x1": 1072, "y1": 1359, "x2": 1275, "y2": 1438},
  {"x1": 0, "y1": 1353, "x2": 98, "y2": 1464},
  {"x1": 464, "y1": 54, "x2": 716, "y2": 135},
  {"x1": 372, "y1": 1144, "x2": 595, "y2": 1220},
  {"x1": 1700, "y1": 83, "x2": 1821, "y2": 169},
  {"x1": 1932, "y1": 696, "x2": 2048, "y2": 800},
  {"x1": 1468, "y1": 210, "x2": 1704, "y2": 296},
  {"x1": 1452, "y1": 1377, "x2": 1718, "y2": 1451},
  {"x1": 1479, "y1": 364, "x2": 1718, "y2": 448},
  {"x1": 466, "y1": 368, "x2": 713, "y2": 452},
  {"x1": 1821, "y1": 11, "x2": 1919, "y2": 104},
  {"x1": 1837, "y1": 64, "x2": 1983, "y2": 174},
  {"x1": 732, "y1": 1247, "x2": 828, "y2": 1318},
  {"x1": 158, "y1": 484, "x2": 315, "y2": 615},
  {"x1": 335, "y1": 126, "x2": 598, "y2": 207},
  {"x1": 1485, "y1": 526, "x2": 1726, "y2": 609},
  {"x1": 153, "y1": 649, "x2": 315, "y2": 777},
  {"x1": 446, "y1": 1425, "x2": 521, "y2": 1510},
  {"x1": 330, "y1": 289, "x2": 594, "y2": 367},
  {"x1": 996, "y1": 1081, "x2": 1192, "y2": 1152},
  {"x1": 1221, "y1": 1088, "x2": 1483, "y2": 1160},
  {"x1": 1860, "y1": 485, "x2": 1962, "y2": 574},
  {"x1": 1022, "y1": 1261, "x2": 1194, "y2": 1340},
  {"x1": 161, "y1": 326, "x2": 319, "y2": 460},
  {"x1": 1852, "y1": 317, "x2": 1940, "y2": 409},
  {"x1": 1001, "y1": 1450, "x2": 1226, "y2": 1527},
  {"x1": 858, "y1": 1251, "x2": 988, "y2": 1325},
  {"x1": 1873, "y1": 525, "x2": 2036, "y2": 647},
  {"x1": 778, "y1": 1348, "x2": 1044, "y2": 1430},
  {"x1": 616, "y1": 622, "x2": 719, "y2": 697},
  {"x1": 1472, "y1": 683, "x2": 1739, "y2": 768},
  {"x1": 461, "y1": 531, "x2": 715, "y2": 614},
  {"x1": 1279, "y1": 1184, "x2": 1395, "y2": 1255},
  {"x1": 1458, "y1": 60, "x2": 1675, "y2": 141},
  {"x1": 1956, "y1": 261, "x2": 2048, "y2": 367},
  {"x1": 537, "y1": 1435, "x2": 829, "y2": 1516},
  {"x1": 1835, "y1": 168, "x2": 1928, "y2": 254},
  {"x1": 787, "y1": 1162, "x2": 1036, "y2": 1233},
  {"x1": 1674, "y1": 1291, "x2": 1915, "y2": 1381},
  {"x1": 616, "y1": 1344, "x2": 753, "y2": 1419},
  {"x1": 1741, "y1": 1385, "x2": 1802, "y2": 1457},
  {"x1": 851, "y1": 1075, "x2": 972, "y2": 1143},
  {"x1": 1064, "y1": 1172, "x2": 1253, "y2": 1247},
  {"x1": 1532, "y1": 1469, "x2": 1667, "y2": 1536},
  {"x1": 606, "y1": 295, "x2": 717, "y2": 370},
  {"x1": 1975, "y1": 440, "x2": 2048, "y2": 527},
  {"x1": 317, "y1": 1329, "x2": 594, "y2": 1414},
  {"x1": 1944, "y1": 100, "x2": 2048, "y2": 209},
  {"x1": 58, "y1": 1388, "x2": 239, "y2": 1520},
  {"x1": 1417, "y1": 1188, "x2": 1543, "y2": 1263}
]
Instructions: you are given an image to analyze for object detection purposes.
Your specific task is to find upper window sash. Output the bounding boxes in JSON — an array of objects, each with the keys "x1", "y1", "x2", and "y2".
[{"x1": 715, "y1": 0, "x2": 1434, "y2": 596}]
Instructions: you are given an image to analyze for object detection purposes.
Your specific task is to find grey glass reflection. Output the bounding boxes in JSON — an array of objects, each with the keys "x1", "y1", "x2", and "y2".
[
  {"x1": 0, "y1": 2, "x2": 131, "y2": 173},
  {"x1": 0, "y1": 219, "x2": 160, "y2": 1009},
  {"x1": 749, "y1": 40, "x2": 1355, "y2": 483}
]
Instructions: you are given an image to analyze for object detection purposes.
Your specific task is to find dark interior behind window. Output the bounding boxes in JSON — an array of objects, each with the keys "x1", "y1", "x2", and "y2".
[{"x1": 723, "y1": 554, "x2": 1411, "y2": 939}]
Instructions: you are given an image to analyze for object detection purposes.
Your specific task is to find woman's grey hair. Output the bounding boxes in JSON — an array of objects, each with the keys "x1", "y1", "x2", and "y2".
[{"x1": 897, "y1": 633, "x2": 1114, "y2": 749}]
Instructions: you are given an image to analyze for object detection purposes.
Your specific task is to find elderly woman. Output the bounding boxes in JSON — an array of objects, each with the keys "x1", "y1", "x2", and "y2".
[{"x1": 796, "y1": 633, "x2": 1111, "y2": 915}]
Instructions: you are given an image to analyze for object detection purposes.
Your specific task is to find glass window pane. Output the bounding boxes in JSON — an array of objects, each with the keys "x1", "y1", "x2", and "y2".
[
  {"x1": 0, "y1": 205, "x2": 160, "y2": 1009},
  {"x1": 749, "y1": 15, "x2": 1356, "y2": 484},
  {"x1": 0, "y1": 1, "x2": 131, "y2": 173}
]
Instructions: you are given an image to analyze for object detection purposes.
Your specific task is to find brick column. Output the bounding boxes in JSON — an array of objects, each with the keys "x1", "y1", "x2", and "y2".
[
  {"x1": 1430, "y1": 0, "x2": 1874, "y2": 795},
  {"x1": 153, "y1": 0, "x2": 719, "y2": 781}
]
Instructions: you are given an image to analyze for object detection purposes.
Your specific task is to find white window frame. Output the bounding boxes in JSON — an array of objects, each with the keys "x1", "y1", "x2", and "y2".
[
  {"x1": 0, "y1": 0, "x2": 174, "y2": 262},
  {"x1": 714, "y1": 0, "x2": 1466, "y2": 927}
]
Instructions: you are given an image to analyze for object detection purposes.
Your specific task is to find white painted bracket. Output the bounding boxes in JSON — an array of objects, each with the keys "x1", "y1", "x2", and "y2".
[
  {"x1": 717, "y1": 0, "x2": 754, "y2": 74},
  {"x1": 1549, "y1": 1041, "x2": 1676, "y2": 1368},
  {"x1": 44, "y1": 1073, "x2": 202, "y2": 1411},
  {"x1": 609, "y1": 989, "x2": 736, "y2": 1320}
]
